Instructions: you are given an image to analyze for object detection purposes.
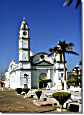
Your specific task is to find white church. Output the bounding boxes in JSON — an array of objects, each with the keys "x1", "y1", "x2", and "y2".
[{"x1": 5, "y1": 19, "x2": 67, "y2": 89}]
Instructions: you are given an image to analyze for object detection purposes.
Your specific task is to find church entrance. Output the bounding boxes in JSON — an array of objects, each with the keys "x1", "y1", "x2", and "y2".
[
  {"x1": 39, "y1": 73, "x2": 51, "y2": 88},
  {"x1": 39, "y1": 73, "x2": 47, "y2": 88}
]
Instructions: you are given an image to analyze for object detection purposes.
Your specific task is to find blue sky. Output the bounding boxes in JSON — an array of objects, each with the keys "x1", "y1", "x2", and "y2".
[{"x1": 0, "y1": 0, "x2": 81, "y2": 72}]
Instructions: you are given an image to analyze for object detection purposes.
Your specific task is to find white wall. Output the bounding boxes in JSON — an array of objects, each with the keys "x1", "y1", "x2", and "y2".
[{"x1": 10, "y1": 71, "x2": 20, "y2": 89}]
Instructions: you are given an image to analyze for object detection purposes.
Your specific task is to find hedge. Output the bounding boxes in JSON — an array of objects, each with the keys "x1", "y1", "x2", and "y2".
[
  {"x1": 15, "y1": 88, "x2": 22, "y2": 94},
  {"x1": 23, "y1": 88, "x2": 30, "y2": 94},
  {"x1": 15, "y1": 88, "x2": 30, "y2": 94},
  {"x1": 52, "y1": 92, "x2": 71, "y2": 108},
  {"x1": 35, "y1": 90, "x2": 42, "y2": 100}
]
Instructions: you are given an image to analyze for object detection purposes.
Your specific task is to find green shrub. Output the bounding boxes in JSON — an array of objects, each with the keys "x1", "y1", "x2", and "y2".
[
  {"x1": 67, "y1": 79, "x2": 76, "y2": 86},
  {"x1": 15, "y1": 88, "x2": 22, "y2": 94},
  {"x1": 35, "y1": 90, "x2": 42, "y2": 100},
  {"x1": 22, "y1": 88, "x2": 30, "y2": 94},
  {"x1": 52, "y1": 92, "x2": 71, "y2": 108}
]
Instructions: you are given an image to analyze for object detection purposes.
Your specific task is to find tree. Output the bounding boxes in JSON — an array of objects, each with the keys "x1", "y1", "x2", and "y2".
[
  {"x1": 72, "y1": 65, "x2": 81, "y2": 86},
  {"x1": 49, "y1": 40, "x2": 78, "y2": 89},
  {"x1": 79, "y1": 60, "x2": 82, "y2": 66},
  {"x1": 79, "y1": 60, "x2": 82, "y2": 87},
  {"x1": 35, "y1": 90, "x2": 42, "y2": 100},
  {"x1": 63, "y1": 0, "x2": 81, "y2": 8},
  {"x1": 23, "y1": 88, "x2": 30, "y2": 94},
  {"x1": 15, "y1": 88, "x2": 22, "y2": 94},
  {"x1": 67, "y1": 79, "x2": 76, "y2": 87},
  {"x1": 52, "y1": 92, "x2": 71, "y2": 110},
  {"x1": 0, "y1": 73, "x2": 5, "y2": 80}
]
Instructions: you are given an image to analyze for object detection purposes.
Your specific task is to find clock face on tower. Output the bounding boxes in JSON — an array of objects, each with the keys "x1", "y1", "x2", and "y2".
[
  {"x1": 23, "y1": 31, "x2": 27, "y2": 35},
  {"x1": 22, "y1": 31, "x2": 28, "y2": 38},
  {"x1": 19, "y1": 30, "x2": 28, "y2": 38}
]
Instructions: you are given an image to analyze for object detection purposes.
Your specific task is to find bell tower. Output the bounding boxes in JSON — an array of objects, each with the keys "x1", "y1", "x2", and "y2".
[
  {"x1": 18, "y1": 19, "x2": 31, "y2": 89},
  {"x1": 19, "y1": 19, "x2": 30, "y2": 68}
]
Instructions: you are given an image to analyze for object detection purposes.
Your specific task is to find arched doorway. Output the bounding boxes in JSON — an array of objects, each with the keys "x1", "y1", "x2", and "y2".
[{"x1": 39, "y1": 73, "x2": 47, "y2": 88}]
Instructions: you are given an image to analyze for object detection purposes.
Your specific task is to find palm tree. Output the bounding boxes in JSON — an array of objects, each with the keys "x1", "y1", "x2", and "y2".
[
  {"x1": 49, "y1": 40, "x2": 79, "y2": 89},
  {"x1": 63, "y1": 0, "x2": 81, "y2": 8}
]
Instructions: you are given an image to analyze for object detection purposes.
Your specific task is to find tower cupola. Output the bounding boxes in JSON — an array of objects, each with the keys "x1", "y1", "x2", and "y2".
[{"x1": 20, "y1": 20, "x2": 28, "y2": 30}]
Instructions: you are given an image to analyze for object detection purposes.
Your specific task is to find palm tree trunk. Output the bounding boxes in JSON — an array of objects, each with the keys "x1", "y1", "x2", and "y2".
[
  {"x1": 63, "y1": 53, "x2": 66, "y2": 81},
  {"x1": 63, "y1": 52, "x2": 67, "y2": 90}
]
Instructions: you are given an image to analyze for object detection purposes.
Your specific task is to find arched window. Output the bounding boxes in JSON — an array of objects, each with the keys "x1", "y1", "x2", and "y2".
[{"x1": 39, "y1": 73, "x2": 47, "y2": 80}]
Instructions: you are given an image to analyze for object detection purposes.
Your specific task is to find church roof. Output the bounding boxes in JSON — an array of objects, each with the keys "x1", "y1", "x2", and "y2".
[
  {"x1": 32, "y1": 60, "x2": 53, "y2": 66},
  {"x1": 30, "y1": 51, "x2": 54, "y2": 66},
  {"x1": 31, "y1": 52, "x2": 48, "y2": 58}
]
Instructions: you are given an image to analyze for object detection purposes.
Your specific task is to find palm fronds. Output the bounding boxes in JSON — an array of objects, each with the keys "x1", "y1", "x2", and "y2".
[{"x1": 63, "y1": 0, "x2": 81, "y2": 8}]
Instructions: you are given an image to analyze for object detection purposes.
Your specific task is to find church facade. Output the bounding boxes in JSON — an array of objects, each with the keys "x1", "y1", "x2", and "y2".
[{"x1": 5, "y1": 20, "x2": 67, "y2": 89}]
